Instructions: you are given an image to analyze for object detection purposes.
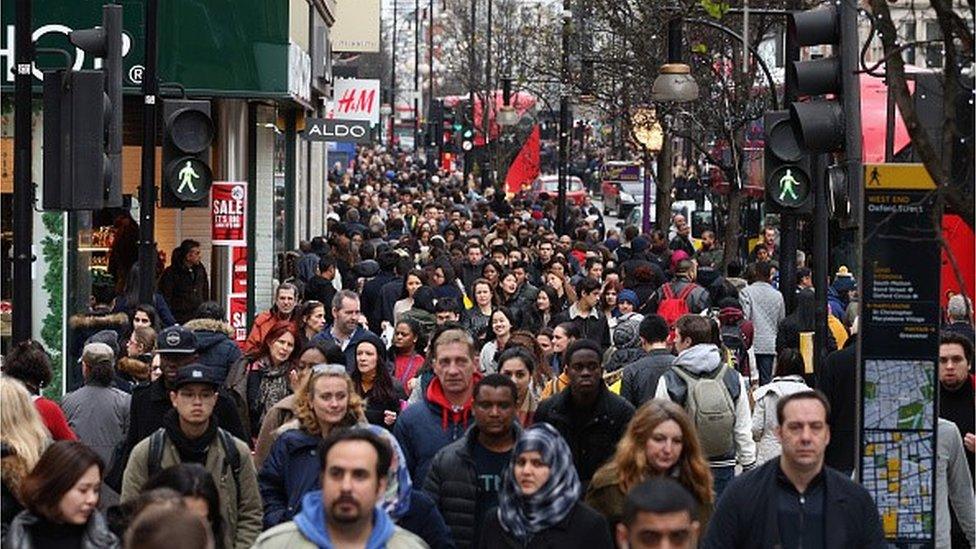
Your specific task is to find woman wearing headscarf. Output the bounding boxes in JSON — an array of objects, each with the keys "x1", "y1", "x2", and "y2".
[
  {"x1": 368, "y1": 426, "x2": 455, "y2": 549},
  {"x1": 478, "y1": 423, "x2": 613, "y2": 548}
]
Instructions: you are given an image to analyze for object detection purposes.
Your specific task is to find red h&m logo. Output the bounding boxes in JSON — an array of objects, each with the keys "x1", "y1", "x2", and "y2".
[{"x1": 336, "y1": 88, "x2": 376, "y2": 115}]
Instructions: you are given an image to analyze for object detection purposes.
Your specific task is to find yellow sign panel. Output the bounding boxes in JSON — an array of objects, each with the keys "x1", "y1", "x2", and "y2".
[{"x1": 864, "y1": 163, "x2": 936, "y2": 190}]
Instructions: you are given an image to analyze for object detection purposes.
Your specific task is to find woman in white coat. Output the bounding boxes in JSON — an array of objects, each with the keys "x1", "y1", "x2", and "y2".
[{"x1": 751, "y1": 348, "x2": 809, "y2": 464}]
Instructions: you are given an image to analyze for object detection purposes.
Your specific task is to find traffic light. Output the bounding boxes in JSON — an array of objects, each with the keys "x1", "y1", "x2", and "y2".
[
  {"x1": 161, "y1": 99, "x2": 215, "y2": 208},
  {"x1": 763, "y1": 110, "x2": 812, "y2": 215},
  {"x1": 460, "y1": 127, "x2": 475, "y2": 152},
  {"x1": 42, "y1": 4, "x2": 123, "y2": 210},
  {"x1": 787, "y1": 3, "x2": 862, "y2": 225}
]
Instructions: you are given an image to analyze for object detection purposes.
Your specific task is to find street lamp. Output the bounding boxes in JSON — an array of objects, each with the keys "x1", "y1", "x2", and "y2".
[
  {"x1": 651, "y1": 19, "x2": 699, "y2": 103},
  {"x1": 497, "y1": 75, "x2": 518, "y2": 127}
]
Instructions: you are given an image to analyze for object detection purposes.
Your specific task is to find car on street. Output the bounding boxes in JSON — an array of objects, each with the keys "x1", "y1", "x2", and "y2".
[
  {"x1": 599, "y1": 161, "x2": 648, "y2": 217},
  {"x1": 527, "y1": 175, "x2": 588, "y2": 205}
]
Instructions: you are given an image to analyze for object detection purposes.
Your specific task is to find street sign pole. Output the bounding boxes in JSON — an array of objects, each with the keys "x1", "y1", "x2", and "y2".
[
  {"x1": 12, "y1": 0, "x2": 33, "y2": 344},
  {"x1": 138, "y1": 0, "x2": 159, "y2": 304}
]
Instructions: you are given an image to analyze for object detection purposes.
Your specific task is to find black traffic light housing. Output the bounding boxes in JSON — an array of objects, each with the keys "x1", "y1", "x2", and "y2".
[
  {"x1": 764, "y1": 110, "x2": 813, "y2": 215},
  {"x1": 787, "y1": 3, "x2": 862, "y2": 226},
  {"x1": 42, "y1": 4, "x2": 123, "y2": 210},
  {"x1": 43, "y1": 70, "x2": 108, "y2": 210},
  {"x1": 161, "y1": 99, "x2": 215, "y2": 208}
]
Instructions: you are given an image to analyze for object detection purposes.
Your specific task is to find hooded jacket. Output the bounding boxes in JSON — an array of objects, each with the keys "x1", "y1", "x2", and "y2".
[
  {"x1": 67, "y1": 310, "x2": 129, "y2": 391},
  {"x1": 393, "y1": 374, "x2": 482, "y2": 487},
  {"x1": 751, "y1": 375, "x2": 809, "y2": 464},
  {"x1": 184, "y1": 318, "x2": 243, "y2": 382},
  {"x1": 251, "y1": 491, "x2": 427, "y2": 549},
  {"x1": 654, "y1": 344, "x2": 756, "y2": 469}
]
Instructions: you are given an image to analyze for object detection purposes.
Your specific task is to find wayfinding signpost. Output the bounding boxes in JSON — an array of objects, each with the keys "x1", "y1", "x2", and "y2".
[{"x1": 858, "y1": 164, "x2": 939, "y2": 544}]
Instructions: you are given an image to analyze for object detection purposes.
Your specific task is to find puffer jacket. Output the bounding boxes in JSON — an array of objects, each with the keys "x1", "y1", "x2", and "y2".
[
  {"x1": 4, "y1": 510, "x2": 119, "y2": 549},
  {"x1": 751, "y1": 375, "x2": 809, "y2": 465},
  {"x1": 423, "y1": 424, "x2": 520, "y2": 549},
  {"x1": 185, "y1": 318, "x2": 243, "y2": 382}
]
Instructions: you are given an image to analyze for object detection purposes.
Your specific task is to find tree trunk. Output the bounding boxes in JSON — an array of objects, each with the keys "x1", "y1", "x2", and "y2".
[{"x1": 722, "y1": 187, "x2": 744, "y2": 272}]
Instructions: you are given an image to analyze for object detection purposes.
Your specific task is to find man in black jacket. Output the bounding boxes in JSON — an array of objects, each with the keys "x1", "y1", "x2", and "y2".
[
  {"x1": 302, "y1": 255, "x2": 338, "y2": 324},
  {"x1": 361, "y1": 251, "x2": 400, "y2": 333},
  {"x1": 619, "y1": 315, "x2": 674, "y2": 408},
  {"x1": 702, "y1": 391, "x2": 886, "y2": 549},
  {"x1": 817, "y1": 334, "x2": 858, "y2": 475},
  {"x1": 423, "y1": 374, "x2": 520, "y2": 549},
  {"x1": 158, "y1": 239, "x2": 210, "y2": 325},
  {"x1": 535, "y1": 339, "x2": 635, "y2": 486},
  {"x1": 123, "y1": 326, "x2": 246, "y2": 453}
]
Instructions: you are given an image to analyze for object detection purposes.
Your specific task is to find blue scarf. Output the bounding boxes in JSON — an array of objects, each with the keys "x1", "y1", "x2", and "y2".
[
  {"x1": 366, "y1": 425, "x2": 413, "y2": 519},
  {"x1": 293, "y1": 491, "x2": 396, "y2": 549},
  {"x1": 496, "y1": 423, "x2": 581, "y2": 543}
]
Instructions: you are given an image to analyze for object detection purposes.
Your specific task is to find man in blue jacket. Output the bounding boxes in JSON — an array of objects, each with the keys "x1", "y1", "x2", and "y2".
[
  {"x1": 313, "y1": 290, "x2": 370, "y2": 371},
  {"x1": 394, "y1": 328, "x2": 482, "y2": 486}
]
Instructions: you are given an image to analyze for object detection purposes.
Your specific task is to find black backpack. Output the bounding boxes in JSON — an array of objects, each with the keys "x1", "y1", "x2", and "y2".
[
  {"x1": 720, "y1": 322, "x2": 750, "y2": 378},
  {"x1": 147, "y1": 428, "x2": 242, "y2": 503}
]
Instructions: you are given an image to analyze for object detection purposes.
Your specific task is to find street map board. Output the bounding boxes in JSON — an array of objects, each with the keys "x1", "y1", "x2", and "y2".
[{"x1": 858, "y1": 164, "x2": 939, "y2": 545}]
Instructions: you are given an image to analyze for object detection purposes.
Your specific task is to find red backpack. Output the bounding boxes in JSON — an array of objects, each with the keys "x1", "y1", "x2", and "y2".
[{"x1": 658, "y1": 282, "x2": 697, "y2": 327}]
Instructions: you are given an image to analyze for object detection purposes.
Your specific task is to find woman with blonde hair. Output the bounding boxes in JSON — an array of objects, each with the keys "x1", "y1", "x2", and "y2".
[
  {"x1": 1, "y1": 376, "x2": 51, "y2": 530},
  {"x1": 585, "y1": 399, "x2": 713, "y2": 531},
  {"x1": 257, "y1": 364, "x2": 365, "y2": 528}
]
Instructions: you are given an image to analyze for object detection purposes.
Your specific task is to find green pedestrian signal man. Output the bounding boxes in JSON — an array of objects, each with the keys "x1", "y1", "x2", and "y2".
[
  {"x1": 778, "y1": 169, "x2": 800, "y2": 202},
  {"x1": 177, "y1": 161, "x2": 201, "y2": 194}
]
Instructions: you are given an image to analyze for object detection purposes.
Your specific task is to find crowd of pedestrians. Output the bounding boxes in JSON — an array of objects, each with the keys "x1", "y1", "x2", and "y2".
[{"x1": 1, "y1": 145, "x2": 973, "y2": 548}]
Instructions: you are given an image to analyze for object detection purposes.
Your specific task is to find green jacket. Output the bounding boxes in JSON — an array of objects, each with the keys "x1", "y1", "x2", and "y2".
[
  {"x1": 119, "y1": 428, "x2": 263, "y2": 549},
  {"x1": 251, "y1": 521, "x2": 429, "y2": 549}
]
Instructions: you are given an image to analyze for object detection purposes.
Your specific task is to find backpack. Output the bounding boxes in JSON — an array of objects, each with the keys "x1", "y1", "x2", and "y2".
[
  {"x1": 672, "y1": 365, "x2": 737, "y2": 458},
  {"x1": 720, "y1": 323, "x2": 750, "y2": 378},
  {"x1": 658, "y1": 283, "x2": 697, "y2": 327},
  {"x1": 147, "y1": 427, "x2": 242, "y2": 503}
]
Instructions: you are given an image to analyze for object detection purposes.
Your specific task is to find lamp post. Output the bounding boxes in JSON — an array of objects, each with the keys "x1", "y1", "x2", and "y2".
[
  {"x1": 390, "y1": 0, "x2": 398, "y2": 150},
  {"x1": 648, "y1": 17, "x2": 699, "y2": 235},
  {"x1": 556, "y1": 0, "x2": 571, "y2": 236}
]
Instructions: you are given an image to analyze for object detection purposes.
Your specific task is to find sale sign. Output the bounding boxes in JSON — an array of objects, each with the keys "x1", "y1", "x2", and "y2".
[
  {"x1": 228, "y1": 294, "x2": 248, "y2": 347},
  {"x1": 327, "y1": 78, "x2": 380, "y2": 125},
  {"x1": 211, "y1": 181, "x2": 247, "y2": 245},
  {"x1": 231, "y1": 246, "x2": 248, "y2": 295}
]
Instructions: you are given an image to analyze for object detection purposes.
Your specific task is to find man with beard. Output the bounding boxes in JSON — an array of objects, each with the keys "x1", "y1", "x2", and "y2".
[
  {"x1": 253, "y1": 429, "x2": 427, "y2": 548},
  {"x1": 534, "y1": 339, "x2": 635, "y2": 486},
  {"x1": 424, "y1": 374, "x2": 521, "y2": 548},
  {"x1": 121, "y1": 364, "x2": 262, "y2": 549}
]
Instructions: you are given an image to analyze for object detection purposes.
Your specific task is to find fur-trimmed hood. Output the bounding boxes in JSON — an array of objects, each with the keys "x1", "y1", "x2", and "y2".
[
  {"x1": 68, "y1": 311, "x2": 129, "y2": 330},
  {"x1": 183, "y1": 318, "x2": 234, "y2": 336}
]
